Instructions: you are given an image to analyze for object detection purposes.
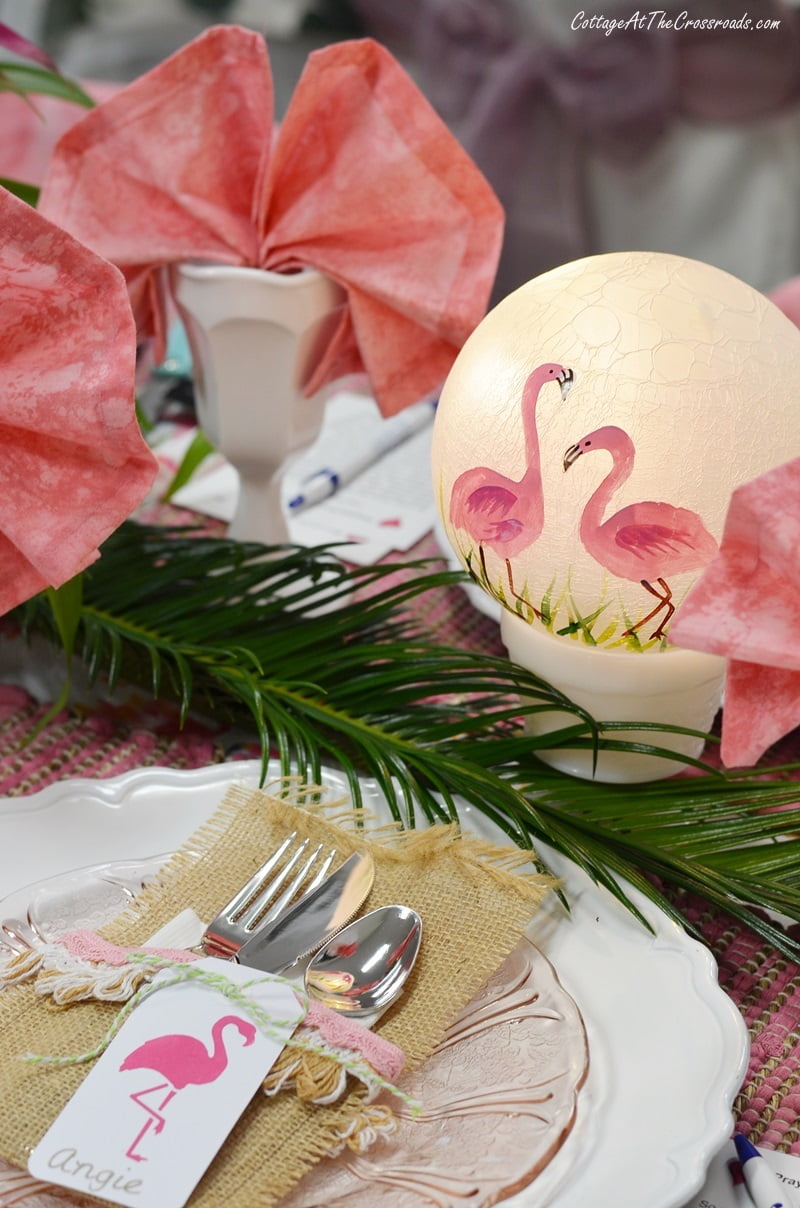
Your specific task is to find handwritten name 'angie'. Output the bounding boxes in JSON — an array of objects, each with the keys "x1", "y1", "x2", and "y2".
[{"x1": 47, "y1": 1147, "x2": 143, "y2": 1196}]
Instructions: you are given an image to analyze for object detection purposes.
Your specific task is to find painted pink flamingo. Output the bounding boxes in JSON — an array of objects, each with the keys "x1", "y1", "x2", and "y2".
[
  {"x1": 119, "y1": 1014, "x2": 256, "y2": 1161},
  {"x1": 449, "y1": 362, "x2": 574, "y2": 612},
  {"x1": 563, "y1": 425, "x2": 717, "y2": 641}
]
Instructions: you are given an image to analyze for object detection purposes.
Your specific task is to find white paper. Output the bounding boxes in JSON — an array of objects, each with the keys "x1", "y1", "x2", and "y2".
[
  {"x1": 28, "y1": 958, "x2": 304, "y2": 1208},
  {"x1": 682, "y1": 1140, "x2": 800, "y2": 1208},
  {"x1": 287, "y1": 424, "x2": 435, "y2": 563},
  {"x1": 161, "y1": 390, "x2": 436, "y2": 562}
]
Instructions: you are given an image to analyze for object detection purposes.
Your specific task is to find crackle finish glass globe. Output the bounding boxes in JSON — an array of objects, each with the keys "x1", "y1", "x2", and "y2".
[{"x1": 432, "y1": 250, "x2": 800, "y2": 652}]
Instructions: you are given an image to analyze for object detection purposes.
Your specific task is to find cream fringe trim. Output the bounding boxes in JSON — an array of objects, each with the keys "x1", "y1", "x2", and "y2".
[{"x1": 0, "y1": 942, "x2": 155, "y2": 1002}]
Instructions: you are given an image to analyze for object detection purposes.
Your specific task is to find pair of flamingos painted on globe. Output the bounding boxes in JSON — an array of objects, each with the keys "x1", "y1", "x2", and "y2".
[{"x1": 449, "y1": 362, "x2": 717, "y2": 642}]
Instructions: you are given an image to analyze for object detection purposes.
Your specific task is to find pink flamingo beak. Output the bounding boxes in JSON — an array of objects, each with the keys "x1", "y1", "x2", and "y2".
[{"x1": 557, "y1": 367, "x2": 575, "y2": 400}]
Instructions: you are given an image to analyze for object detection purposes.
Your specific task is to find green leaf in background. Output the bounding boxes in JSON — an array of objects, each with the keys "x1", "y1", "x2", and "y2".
[
  {"x1": 134, "y1": 397, "x2": 154, "y2": 434},
  {"x1": 0, "y1": 176, "x2": 39, "y2": 205},
  {"x1": 161, "y1": 429, "x2": 216, "y2": 501},
  {"x1": 0, "y1": 61, "x2": 93, "y2": 108},
  {"x1": 28, "y1": 573, "x2": 85, "y2": 731},
  {"x1": 14, "y1": 521, "x2": 800, "y2": 961},
  {"x1": 46, "y1": 572, "x2": 83, "y2": 658}
]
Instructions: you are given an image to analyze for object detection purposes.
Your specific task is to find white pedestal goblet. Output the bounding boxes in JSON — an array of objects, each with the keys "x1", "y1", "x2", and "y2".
[{"x1": 170, "y1": 262, "x2": 346, "y2": 546}]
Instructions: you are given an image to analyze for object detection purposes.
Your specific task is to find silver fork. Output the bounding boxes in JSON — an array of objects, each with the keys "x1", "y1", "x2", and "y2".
[{"x1": 200, "y1": 831, "x2": 337, "y2": 959}]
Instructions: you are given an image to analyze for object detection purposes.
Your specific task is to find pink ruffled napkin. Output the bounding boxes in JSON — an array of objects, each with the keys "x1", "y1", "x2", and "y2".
[
  {"x1": 769, "y1": 275, "x2": 800, "y2": 329},
  {"x1": 0, "y1": 188, "x2": 156, "y2": 617},
  {"x1": 671, "y1": 458, "x2": 800, "y2": 767},
  {"x1": 0, "y1": 82, "x2": 117, "y2": 189},
  {"x1": 39, "y1": 25, "x2": 504, "y2": 416}
]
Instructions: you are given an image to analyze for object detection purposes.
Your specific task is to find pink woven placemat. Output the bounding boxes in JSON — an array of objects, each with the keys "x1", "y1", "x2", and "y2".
[{"x1": 0, "y1": 684, "x2": 226, "y2": 797}]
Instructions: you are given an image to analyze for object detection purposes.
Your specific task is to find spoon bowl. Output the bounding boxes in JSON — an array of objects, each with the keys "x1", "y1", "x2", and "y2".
[{"x1": 305, "y1": 904, "x2": 422, "y2": 1017}]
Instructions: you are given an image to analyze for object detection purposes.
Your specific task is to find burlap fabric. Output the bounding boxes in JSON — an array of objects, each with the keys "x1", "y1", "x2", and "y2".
[{"x1": 0, "y1": 780, "x2": 552, "y2": 1206}]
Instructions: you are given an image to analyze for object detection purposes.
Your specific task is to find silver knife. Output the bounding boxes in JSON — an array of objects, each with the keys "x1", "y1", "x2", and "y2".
[{"x1": 235, "y1": 850, "x2": 374, "y2": 974}]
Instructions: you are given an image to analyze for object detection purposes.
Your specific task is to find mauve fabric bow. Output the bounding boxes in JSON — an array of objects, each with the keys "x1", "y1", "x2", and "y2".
[
  {"x1": 38, "y1": 25, "x2": 504, "y2": 417},
  {"x1": 0, "y1": 187, "x2": 157, "y2": 616},
  {"x1": 670, "y1": 458, "x2": 800, "y2": 768},
  {"x1": 386, "y1": 0, "x2": 800, "y2": 298}
]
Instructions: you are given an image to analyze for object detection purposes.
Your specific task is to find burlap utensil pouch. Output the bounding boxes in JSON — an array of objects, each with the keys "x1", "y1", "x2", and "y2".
[{"x1": 0, "y1": 779, "x2": 552, "y2": 1206}]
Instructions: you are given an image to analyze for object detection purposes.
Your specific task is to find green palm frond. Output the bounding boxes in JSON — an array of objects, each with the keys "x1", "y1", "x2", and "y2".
[
  {"x1": 0, "y1": 176, "x2": 38, "y2": 205},
  {"x1": 0, "y1": 60, "x2": 93, "y2": 107},
  {"x1": 15, "y1": 521, "x2": 800, "y2": 961}
]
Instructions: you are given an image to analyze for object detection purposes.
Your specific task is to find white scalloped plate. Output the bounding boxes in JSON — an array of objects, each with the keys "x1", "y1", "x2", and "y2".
[{"x1": 0, "y1": 761, "x2": 748, "y2": 1208}]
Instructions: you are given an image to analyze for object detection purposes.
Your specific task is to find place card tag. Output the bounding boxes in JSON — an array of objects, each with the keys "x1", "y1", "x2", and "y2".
[{"x1": 28, "y1": 957, "x2": 305, "y2": 1208}]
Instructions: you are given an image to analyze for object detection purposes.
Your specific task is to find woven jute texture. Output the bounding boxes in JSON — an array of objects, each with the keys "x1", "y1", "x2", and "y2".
[{"x1": 0, "y1": 780, "x2": 552, "y2": 1206}]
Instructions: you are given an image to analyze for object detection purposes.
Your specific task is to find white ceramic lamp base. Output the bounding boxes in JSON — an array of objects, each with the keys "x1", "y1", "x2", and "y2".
[{"x1": 500, "y1": 610, "x2": 725, "y2": 782}]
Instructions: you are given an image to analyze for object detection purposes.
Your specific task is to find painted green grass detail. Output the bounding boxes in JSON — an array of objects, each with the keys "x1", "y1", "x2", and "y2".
[{"x1": 457, "y1": 537, "x2": 682, "y2": 651}]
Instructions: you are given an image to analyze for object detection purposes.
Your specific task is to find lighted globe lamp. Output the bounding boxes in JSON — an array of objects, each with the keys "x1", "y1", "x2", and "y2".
[{"x1": 431, "y1": 251, "x2": 800, "y2": 782}]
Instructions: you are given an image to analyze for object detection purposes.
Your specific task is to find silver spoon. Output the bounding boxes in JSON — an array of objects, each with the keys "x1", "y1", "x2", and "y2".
[{"x1": 305, "y1": 904, "x2": 422, "y2": 1018}]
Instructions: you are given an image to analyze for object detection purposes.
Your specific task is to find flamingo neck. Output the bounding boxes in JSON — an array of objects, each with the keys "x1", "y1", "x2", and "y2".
[
  {"x1": 209, "y1": 1016, "x2": 242, "y2": 1072},
  {"x1": 580, "y1": 440, "x2": 634, "y2": 538},
  {"x1": 520, "y1": 370, "x2": 548, "y2": 473}
]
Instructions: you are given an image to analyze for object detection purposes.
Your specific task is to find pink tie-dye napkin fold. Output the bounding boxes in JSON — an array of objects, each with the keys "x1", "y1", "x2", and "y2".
[
  {"x1": 671, "y1": 458, "x2": 800, "y2": 766},
  {"x1": 39, "y1": 25, "x2": 504, "y2": 416},
  {"x1": 0, "y1": 188, "x2": 157, "y2": 616}
]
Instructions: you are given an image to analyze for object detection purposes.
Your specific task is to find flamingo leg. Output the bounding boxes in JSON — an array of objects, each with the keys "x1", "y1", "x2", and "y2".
[
  {"x1": 623, "y1": 578, "x2": 674, "y2": 641},
  {"x1": 126, "y1": 1085, "x2": 177, "y2": 1162},
  {"x1": 129, "y1": 1083, "x2": 175, "y2": 1125},
  {"x1": 505, "y1": 559, "x2": 542, "y2": 621},
  {"x1": 126, "y1": 1118, "x2": 156, "y2": 1163},
  {"x1": 476, "y1": 547, "x2": 541, "y2": 622},
  {"x1": 478, "y1": 545, "x2": 491, "y2": 588}
]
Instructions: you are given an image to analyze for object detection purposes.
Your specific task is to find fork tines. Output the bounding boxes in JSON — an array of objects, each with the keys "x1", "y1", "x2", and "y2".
[{"x1": 201, "y1": 831, "x2": 337, "y2": 959}]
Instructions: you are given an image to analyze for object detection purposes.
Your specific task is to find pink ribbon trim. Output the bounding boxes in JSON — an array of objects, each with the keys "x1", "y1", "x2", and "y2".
[
  {"x1": 60, "y1": 929, "x2": 201, "y2": 965},
  {"x1": 58, "y1": 931, "x2": 406, "y2": 1079},
  {"x1": 304, "y1": 998, "x2": 405, "y2": 1082}
]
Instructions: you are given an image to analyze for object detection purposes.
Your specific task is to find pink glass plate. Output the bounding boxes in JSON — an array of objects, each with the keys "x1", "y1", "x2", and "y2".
[
  {"x1": 283, "y1": 936, "x2": 589, "y2": 1208},
  {"x1": 0, "y1": 857, "x2": 587, "y2": 1208},
  {"x1": 0, "y1": 857, "x2": 166, "y2": 956}
]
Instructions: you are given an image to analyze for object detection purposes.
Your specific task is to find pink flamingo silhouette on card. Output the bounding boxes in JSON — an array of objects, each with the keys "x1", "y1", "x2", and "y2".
[{"x1": 119, "y1": 1015, "x2": 257, "y2": 1161}]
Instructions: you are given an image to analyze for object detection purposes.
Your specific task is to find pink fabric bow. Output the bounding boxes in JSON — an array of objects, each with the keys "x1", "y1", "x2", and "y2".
[
  {"x1": 670, "y1": 458, "x2": 800, "y2": 767},
  {"x1": 0, "y1": 187, "x2": 156, "y2": 617},
  {"x1": 38, "y1": 25, "x2": 504, "y2": 417},
  {"x1": 0, "y1": 82, "x2": 118, "y2": 190}
]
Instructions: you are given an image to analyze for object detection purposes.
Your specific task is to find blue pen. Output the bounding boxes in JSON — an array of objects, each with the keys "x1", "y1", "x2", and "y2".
[
  {"x1": 288, "y1": 469, "x2": 339, "y2": 511},
  {"x1": 734, "y1": 1134, "x2": 787, "y2": 1208},
  {"x1": 288, "y1": 397, "x2": 436, "y2": 512}
]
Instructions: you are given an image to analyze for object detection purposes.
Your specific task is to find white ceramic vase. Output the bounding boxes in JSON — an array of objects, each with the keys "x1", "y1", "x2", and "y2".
[
  {"x1": 170, "y1": 262, "x2": 346, "y2": 545},
  {"x1": 501, "y1": 610, "x2": 725, "y2": 782}
]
